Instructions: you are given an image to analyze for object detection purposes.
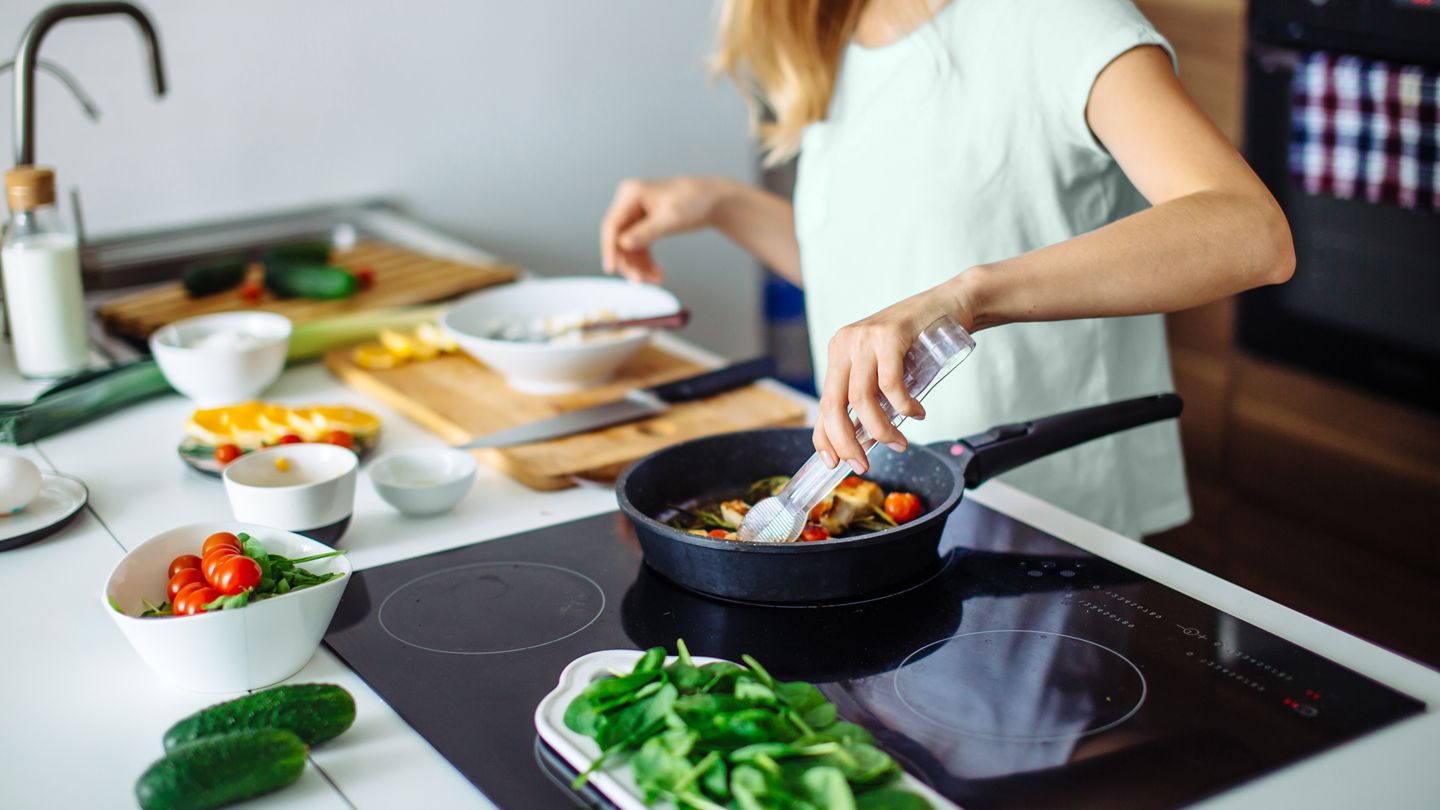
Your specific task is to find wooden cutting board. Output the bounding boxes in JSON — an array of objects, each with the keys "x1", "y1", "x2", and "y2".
[
  {"x1": 98, "y1": 240, "x2": 518, "y2": 340},
  {"x1": 325, "y1": 344, "x2": 808, "y2": 490}
]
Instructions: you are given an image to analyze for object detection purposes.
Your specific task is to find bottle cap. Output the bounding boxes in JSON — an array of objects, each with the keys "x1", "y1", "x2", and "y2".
[{"x1": 5, "y1": 166, "x2": 56, "y2": 212}]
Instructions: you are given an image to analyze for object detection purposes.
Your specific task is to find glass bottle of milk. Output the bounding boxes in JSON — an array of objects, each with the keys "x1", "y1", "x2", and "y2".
[{"x1": 2, "y1": 166, "x2": 89, "y2": 378}]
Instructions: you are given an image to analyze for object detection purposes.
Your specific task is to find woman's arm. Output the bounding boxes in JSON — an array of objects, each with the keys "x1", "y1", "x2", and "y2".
[
  {"x1": 813, "y1": 45, "x2": 1295, "y2": 473},
  {"x1": 601, "y1": 176, "x2": 802, "y2": 285}
]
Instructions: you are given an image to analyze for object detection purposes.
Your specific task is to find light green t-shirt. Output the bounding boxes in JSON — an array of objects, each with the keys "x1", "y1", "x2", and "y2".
[{"x1": 795, "y1": 0, "x2": 1191, "y2": 538}]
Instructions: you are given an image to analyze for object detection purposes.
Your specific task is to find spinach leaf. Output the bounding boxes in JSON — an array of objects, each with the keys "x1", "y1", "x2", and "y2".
[
  {"x1": 855, "y1": 787, "x2": 936, "y2": 810},
  {"x1": 803, "y1": 765, "x2": 857, "y2": 810}
]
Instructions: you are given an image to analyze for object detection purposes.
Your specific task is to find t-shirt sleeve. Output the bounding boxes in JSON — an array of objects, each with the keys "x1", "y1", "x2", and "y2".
[{"x1": 1025, "y1": 0, "x2": 1178, "y2": 155}]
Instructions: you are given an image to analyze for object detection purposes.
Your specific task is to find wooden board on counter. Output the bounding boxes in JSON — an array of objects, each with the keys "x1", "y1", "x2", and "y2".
[
  {"x1": 98, "y1": 240, "x2": 518, "y2": 340},
  {"x1": 325, "y1": 344, "x2": 808, "y2": 490}
]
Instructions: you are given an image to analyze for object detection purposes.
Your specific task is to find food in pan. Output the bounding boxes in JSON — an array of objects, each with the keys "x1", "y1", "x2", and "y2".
[{"x1": 666, "y1": 475, "x2": 923, "y2": 542}]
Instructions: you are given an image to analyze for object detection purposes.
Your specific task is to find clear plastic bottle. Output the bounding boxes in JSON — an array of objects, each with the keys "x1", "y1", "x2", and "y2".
[{"x1": 2, "y1": 166, "x2": 88, "y2": 378}]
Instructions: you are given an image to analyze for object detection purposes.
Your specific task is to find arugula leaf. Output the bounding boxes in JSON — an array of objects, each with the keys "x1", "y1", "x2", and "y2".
[{"x1": 203, "y1": 589, "x2": 252, "y2": 611}]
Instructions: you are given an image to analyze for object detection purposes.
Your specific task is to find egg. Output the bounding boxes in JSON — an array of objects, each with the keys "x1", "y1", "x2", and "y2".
[{"x1": 0, "y1": 455, "x2": 43, "y2": 514}]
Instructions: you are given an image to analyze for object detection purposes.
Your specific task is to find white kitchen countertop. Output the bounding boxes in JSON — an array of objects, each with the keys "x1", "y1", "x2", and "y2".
[{"x1": 2, "y1": 226, "x2": 1436, "y2": 809}]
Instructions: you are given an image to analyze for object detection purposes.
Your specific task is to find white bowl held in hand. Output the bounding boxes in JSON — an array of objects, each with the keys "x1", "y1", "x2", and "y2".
[
  {"x1": 103, "y1": 521, "x2": 351, "y2": 693},
  {"x1": 441, "y1": 277, "x2": 681, "y2": 393},
  {"x1": 368, "y1": 448, "x2": 477, "y2": 517},
  {"x1": 150, "y1": 311, "x2": 292, "y2": 405}
]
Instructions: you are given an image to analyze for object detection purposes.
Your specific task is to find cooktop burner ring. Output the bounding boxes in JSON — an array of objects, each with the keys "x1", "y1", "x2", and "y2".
[
  {"x1": 893, "y1": 629, "x2": 1148, "y2": 743},
  {"x1": 377, "y1": 561, "x2": 606, "y2": 656}
]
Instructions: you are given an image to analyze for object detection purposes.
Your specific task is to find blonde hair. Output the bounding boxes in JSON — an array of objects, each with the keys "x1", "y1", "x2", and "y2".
[{"x1": 712, "y1": 0, "x2": 867, "y2": 166}]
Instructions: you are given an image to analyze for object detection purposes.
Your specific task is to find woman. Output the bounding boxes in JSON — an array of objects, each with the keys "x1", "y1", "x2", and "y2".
[{"x1": 600, "y1": 0, "x2": 1293, "y2": 539}]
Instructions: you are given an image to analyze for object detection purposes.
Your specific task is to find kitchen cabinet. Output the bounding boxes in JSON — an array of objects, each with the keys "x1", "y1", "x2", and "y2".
[{"x1": 1136, "y1": 0, "x2": 1440, "y2": 667}]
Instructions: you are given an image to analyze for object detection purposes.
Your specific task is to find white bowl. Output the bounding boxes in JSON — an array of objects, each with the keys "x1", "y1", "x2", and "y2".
[
  {"x1": 150, "y1": 311, "x2": 292, "y2": 405},
  {"x1": 368, "y1": 448, "x2": 476, "y2": 517},
  {"x1": 441, "y1": 277, "x2": 681, "y2": 393},
  {"x1": 103, "y1": 521, "x2": 351, "y2": 693},
  {"x1": 223, "y1": 444, "x2": 358, "y2": 545}
]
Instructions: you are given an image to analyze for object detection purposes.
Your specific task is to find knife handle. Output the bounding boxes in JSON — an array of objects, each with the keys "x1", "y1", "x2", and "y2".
[{"x1": 648, "y1": 356, "x2": 776, "y2": 403}]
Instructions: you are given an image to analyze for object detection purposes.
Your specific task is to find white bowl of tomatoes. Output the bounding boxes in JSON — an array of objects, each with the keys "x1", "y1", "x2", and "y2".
[{"x1": 102, "y1": 522, "x2": 351, "y2": 693}]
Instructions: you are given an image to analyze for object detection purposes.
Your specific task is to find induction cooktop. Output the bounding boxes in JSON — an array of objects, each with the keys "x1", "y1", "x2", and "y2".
[{"x1": 323, "y1": 500, "x2": 1425, "y2": 809}]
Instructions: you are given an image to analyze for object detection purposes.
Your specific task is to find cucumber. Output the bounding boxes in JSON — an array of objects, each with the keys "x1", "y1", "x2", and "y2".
[
  {"x1": 163, "y1": 683, "x2": 356, "y2": 751},
  {"x1": 135, "y1": 728, "x2": 306, "y2": 810},
  {"x1": 260, "y1": 241, "x2": 331, "y2": 266},
  {"x1": 181, "y1": 257, "x2": 247, "y2": 298},
  {"x1": 263, "y1": 263, "x2": 358, "y2": 300}
]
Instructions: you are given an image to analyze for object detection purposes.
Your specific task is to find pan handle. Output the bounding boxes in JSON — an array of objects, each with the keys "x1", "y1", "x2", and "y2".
[{"x1": 953, "y1": 393, "x2": 1183, "y2": 488}]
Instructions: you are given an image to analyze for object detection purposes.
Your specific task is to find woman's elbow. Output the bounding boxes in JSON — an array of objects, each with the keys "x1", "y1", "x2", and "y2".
[{"x1": 1256, "y1": 196, "x2": 1296, "y2": 286}]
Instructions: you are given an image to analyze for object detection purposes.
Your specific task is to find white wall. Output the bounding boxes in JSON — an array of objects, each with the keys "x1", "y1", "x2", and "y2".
[{"x1": 0, "y1": 0, "x2": 763, "y2": 358}]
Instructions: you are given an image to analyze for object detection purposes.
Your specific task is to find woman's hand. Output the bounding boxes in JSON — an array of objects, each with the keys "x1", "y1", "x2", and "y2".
[
  {"x1": 601, "y1": 177, "x2": 726, "y2": 283},
  {"x1": 813, "y1": 278, "x2": 976, "y2": 474}
]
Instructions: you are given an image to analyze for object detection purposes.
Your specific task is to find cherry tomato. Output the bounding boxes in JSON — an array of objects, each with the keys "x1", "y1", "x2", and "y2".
[
  {"x1": 174, "y1": 586, "x2": 221, "y2": 616},
  {"x1": 213, "y1": 555, "x2": 262, "y2": 596},
  {"x1": 707, "y1": 529, "x2": 730, "y2": 539},
  {"x1": 323, "y1": 430, "x2": 355, "y2": 450},
  {"x1": 800, "y1": 524, "x2": 830, "y2": 542},
  {"x1": 167, "y1": 568, "x2": 207, "y2": 600},
  {"x1": 353, "y1": 267, "x2": 376, "y2": 289},
  {"x1": 214, "y1": 444, "x2": 243, "y2": 465},
  {"x1": 203, "y1": 551, "x2": 239, "y2": 585},
  {"x1": 167, "y1": 554, "x2": 203, "y2": 577},
  {"x1": 202, "y1": 532, "x2": 242, "y2": 557},
  {"x1": 240, "y1": 279, "x2": 263, "y2": 303},
  {"x1": 171, "y1": 582, "x2": 206, "y2": 613},
  {"x1": 277, "y1": 434, "x2": 303, "y2": 444},
  {"x1": 883, "y1": 492, "x2": 923, "y2": 524}
]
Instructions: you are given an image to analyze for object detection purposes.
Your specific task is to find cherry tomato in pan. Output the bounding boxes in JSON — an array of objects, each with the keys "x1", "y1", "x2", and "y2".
[
  {"x1": 167, "y1": 568, "x2": 207, "y2": 600},
  {"x1": 277, "y1": 434, "x2": 303, "y2": 444},
  {"x1": 202, "y1": 532, "x2": 242, "y2": 557},
  {"x1": 323, "y1": 430, "x2": 355, "y2": 450},
  {"x1": 214, "y1": 444, "x2": 243, "y2": 465},
  {"x1": 800, "y1": 524, "x2": 830, "y2": 542},
  {"x1": 167, "y1": 554, "x2": 203, "y2": 578},
  {"x1": 213, "y1": 555, "x2": 262, "y2": 596},
  {"x1": 203, "y1": 551, "x2": 240, "y2": 585},
  {"x1": 174, "y1": 586, "x2": 221, "y2": 616},
  {"x1": 883, "y1": 492, "x2": 923, "y2": 524},
  {"x1": 707, "y1": 529, "x2": 730, "y2": 539}
]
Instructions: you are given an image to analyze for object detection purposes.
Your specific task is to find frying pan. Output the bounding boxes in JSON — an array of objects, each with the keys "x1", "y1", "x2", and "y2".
[{"x1": 616, "y1": 393, "x2": 1182, "y2": 603}]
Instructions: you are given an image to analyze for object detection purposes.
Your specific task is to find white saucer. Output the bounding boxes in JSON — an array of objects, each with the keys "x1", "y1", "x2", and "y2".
[{"x1": 0, "y1": 473, "x2": 89, "y2": 552}]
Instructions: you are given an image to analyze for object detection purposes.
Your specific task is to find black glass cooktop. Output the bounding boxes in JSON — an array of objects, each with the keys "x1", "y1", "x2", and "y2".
[{"x1": 323, "y1": 501, "x2": 1424, "y2": 809}]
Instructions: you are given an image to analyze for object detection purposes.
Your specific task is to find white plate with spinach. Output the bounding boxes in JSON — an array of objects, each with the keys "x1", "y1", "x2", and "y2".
[{"x1": 534, "y1": 646, "x2": 957, "y2": 810}]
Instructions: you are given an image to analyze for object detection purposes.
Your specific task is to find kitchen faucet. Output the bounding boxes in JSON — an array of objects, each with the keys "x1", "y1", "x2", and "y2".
[{"x1": 12, "y1": 1, "x2": 166, "y2": 167}]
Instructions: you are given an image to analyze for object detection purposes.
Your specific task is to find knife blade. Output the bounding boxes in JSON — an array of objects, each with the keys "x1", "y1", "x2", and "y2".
[{"x1": 457, "y1": 357, "x2": 776, "y2": 449}]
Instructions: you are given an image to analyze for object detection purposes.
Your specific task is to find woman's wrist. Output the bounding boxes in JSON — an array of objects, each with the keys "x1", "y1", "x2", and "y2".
[{"x1": 941, "y1": 265, "x2": 999, "y2": 333}]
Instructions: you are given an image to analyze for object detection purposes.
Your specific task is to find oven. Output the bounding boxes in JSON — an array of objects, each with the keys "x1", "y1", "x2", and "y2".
[{"x1": 1240, "y1": 0, "x2": 1440, "y2": 411}]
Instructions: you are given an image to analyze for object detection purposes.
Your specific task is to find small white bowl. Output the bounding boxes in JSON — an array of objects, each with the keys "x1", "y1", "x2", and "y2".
[
  {"x1": 150, "y1": 311, "x2": 292, "y2": 405},
  {"x1": 368, "y1": 448, "x2": 476, "y2": 517},
  {"x1": 442, "y1": 277, "x2": 680, "y2": 393},
  {"x1": 103, "y1": 521, "x2": 351, "y2": 693},
  {"x1": 223, "y1": 444, "x2": 358, "y2": 545}
]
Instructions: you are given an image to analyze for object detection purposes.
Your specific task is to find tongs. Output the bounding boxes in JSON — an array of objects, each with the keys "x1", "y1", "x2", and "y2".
[{"x1": 737, "y1": 315, "x2": 975, "y2": 543}]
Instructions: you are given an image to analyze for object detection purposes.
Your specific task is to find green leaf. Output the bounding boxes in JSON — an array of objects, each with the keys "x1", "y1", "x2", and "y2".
[
  {"x1": 734, "y1": 678, "x2": 778, "y2": 706},
  {"x1": 138, "y1": 597, "x2": 172, "y2": 618},
  {"x1": 107, "y1": 594, "x2": 123, "y2": 614},
  {"x1": 676, "y1": 638, "x2": 693, "y2": 666},
  {"x1": 632, "y1": 735, "x2": 692, "y2": 802},
  {"x1": 741, "y1": 654, "x2": 776, "y2": 689},
  {"x1": 564, "y1": 696, "x2": 602, "y2": 736},
  {"x1": 596, "y1": 683, "x2": 677, "y2": 749},
  {"x1": 854, "y1": 787, "x2": 933, "y2": 810},
  {"x1": 202, "y1": 589, "x2": 252, "y2": 611},
  {"x1": 802, "y1": 766, "x2": 856, "y2": 810}
]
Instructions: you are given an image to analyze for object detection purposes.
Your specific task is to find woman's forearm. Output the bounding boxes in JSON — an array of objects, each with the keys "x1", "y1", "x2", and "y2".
[
  {"x1": 708, "y1": 178, "x2": 804, "y2": 285},
  {"x1": 948, "y1": 188, "x2": 1295, "y2": 331}
]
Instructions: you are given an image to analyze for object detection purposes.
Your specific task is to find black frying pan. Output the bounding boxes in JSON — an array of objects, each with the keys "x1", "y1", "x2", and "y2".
[{"x1": 616, "y1": 393, "x2": 1182, "y2": 603}]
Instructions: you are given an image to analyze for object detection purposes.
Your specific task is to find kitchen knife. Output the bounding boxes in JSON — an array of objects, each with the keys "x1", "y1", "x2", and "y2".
[{"x1": 457, "y1": 357, "x2": 776, "y2": 449}]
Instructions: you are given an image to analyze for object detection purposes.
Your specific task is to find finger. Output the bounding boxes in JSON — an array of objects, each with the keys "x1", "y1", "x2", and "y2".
[
  {"x1": 820, "y1": 356, "x2": 867, "y2": 473},
  {"x1": 877, "y1": 343, "x2": 924, "y2": 420},
  {"x1": 811, "y1": 421, "x2": 837, "y2": 471},
  {"x1": 617, "y1": 247, "x2": 665, "y2": 284},
  {"x1": 849, "y1": 353, "x2": 908, "y2": 454},
  {"x1": 617, "y1": 216, "x2": 668, "y2": 253},
  {"x1": 600, "y1": 181, "x2": 644, "y2": 273}
]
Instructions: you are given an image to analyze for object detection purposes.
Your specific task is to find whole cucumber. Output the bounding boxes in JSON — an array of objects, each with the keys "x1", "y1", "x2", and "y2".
[
  {"x1": 263, "y1": 263, "x2": 358, "y2": 300},
  {"x1": 135, "y1": 728, "x2": 306, "y2": 810},
  {"x1": 163, "y1": 683, "x2": 356, "y2": 751},
  {"x1": 181, "y1": 257, "x2": 247, "y2": 298},
  {"x1": 260, "y1": 241, "x2": 331, "y2": 266}
]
